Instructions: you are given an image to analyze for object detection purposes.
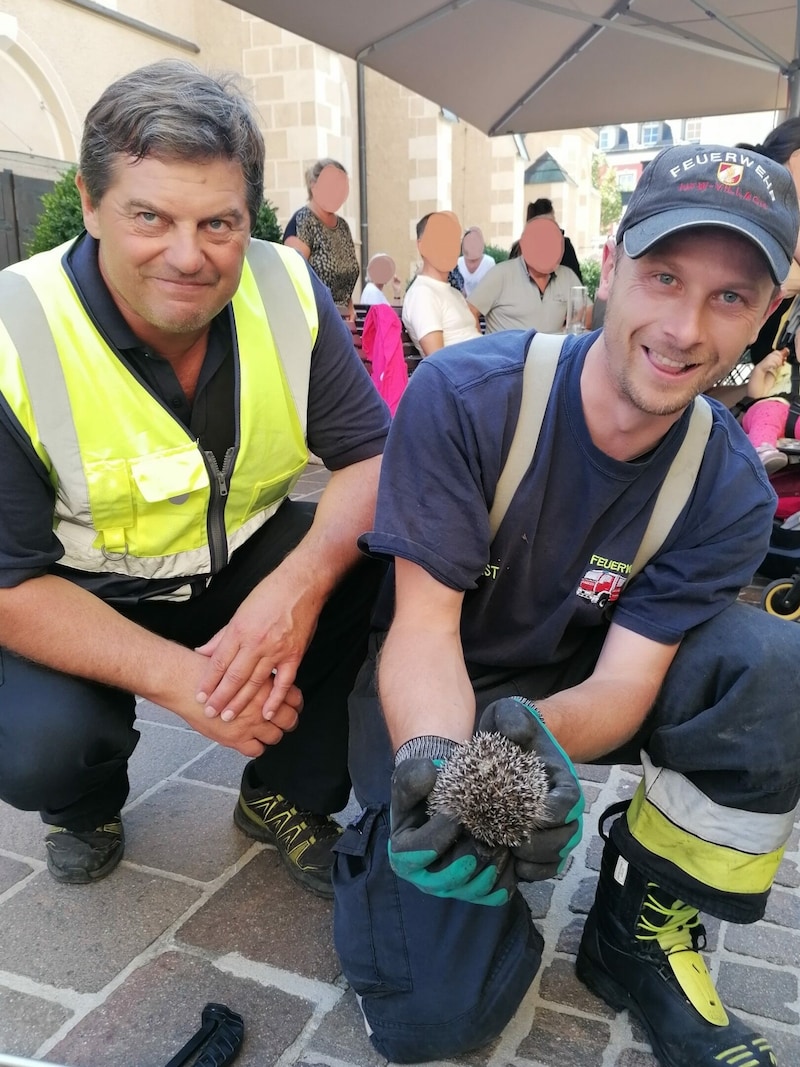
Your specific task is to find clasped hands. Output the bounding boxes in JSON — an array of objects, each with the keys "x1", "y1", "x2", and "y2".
[
  {"x1": 388, "y1": 697, "x2": 584, "y2": 906},
  {"x1": 187, "y1": 576, "x2": 319, "y2": 754}
]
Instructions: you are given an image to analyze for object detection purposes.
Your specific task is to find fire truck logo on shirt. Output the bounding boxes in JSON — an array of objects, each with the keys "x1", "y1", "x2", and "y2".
[
  {"x1": 717, "y1": 162, "x2": 744, "y2": 187},
  {"x1": 576, "y1": 568, "x2": 627, "y2": 611}
]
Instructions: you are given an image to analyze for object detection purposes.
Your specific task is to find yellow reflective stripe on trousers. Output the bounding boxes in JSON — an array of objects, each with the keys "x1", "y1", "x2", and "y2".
[{"x1": 627, "y1": 756, "x2": 789, "y2": 896}]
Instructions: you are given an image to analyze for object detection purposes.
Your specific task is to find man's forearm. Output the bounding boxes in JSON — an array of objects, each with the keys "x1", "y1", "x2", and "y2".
[
  {"x1": 378, "y1": 623, "x2": 476, "y2": 751},
  {"x1": 0, "y1": 574, "x2": 209, "y2": 709},
  {"x1": 278, "y1": 455, "x2": 382, "y2": 599},
  {"x1": 535, "y1": 680, "x2": 651, "y2": 764},
  {"x1": 0, "y1": 574, "x2": 285, "y2": 754}
]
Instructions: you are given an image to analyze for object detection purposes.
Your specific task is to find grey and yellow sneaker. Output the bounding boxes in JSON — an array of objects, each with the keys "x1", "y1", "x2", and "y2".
[
  {"x1": 234, "y1": 770, "x2": 341, "y2": 898},
  {"x1": 45, "y1": 817, "x2": 124, "y2": 884}
]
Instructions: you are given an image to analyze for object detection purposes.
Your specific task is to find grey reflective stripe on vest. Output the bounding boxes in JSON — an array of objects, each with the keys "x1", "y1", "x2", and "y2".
[
  {"x1": 487, "y1": 332, "x2": 713, "y2": 578},
  {"x1": 0, "y1": 243, "x2": 313, "y2": 479},
  {"x1": 245, "y1": 240, "x2": 312, "y2": 426},
  {"x1": 0, "y1": 267, "x2": 87, "y2": 498}
]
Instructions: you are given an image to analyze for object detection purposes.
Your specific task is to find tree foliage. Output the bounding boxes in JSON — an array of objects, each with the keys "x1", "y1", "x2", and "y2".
[
  {"x1": 252, "y1": 199, "x2": 282, "y2": 242},
  {"x1": 591, "y1": 151, "x2": 623, "y2": 233},
  {"x1": 485, "y1": 243, "x2": 509, "y2": 263},
  {"x1": 580, "y1": 257, "x2": 602, "y2": 302},
  {"x1": 27, "y1": 165, "x2": 84, "y2": 256}
]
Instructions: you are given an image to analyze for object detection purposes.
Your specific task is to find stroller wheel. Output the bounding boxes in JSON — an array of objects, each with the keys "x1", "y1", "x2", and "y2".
[{"x1": 761, "y1": 578, "x2": 800, "y2": 620}]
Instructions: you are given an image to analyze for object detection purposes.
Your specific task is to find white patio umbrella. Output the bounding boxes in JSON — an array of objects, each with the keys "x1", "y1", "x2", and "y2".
[{"x1": 223, "y1": 0, "x2": 800, "y2": 134}]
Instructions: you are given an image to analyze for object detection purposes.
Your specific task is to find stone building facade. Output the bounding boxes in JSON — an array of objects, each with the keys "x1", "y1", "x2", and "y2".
[{"x1": 0, "y1": 0, "x2": 600, "y2": 287}]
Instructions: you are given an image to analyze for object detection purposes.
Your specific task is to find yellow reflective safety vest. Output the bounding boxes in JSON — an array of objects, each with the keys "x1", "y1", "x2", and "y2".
[{"x1": 0, "y1": 239, "x2": 318, "y2": 598}]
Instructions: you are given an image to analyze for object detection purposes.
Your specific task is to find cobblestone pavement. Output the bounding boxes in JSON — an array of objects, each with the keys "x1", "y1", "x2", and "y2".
[{"x1": 0, "y1": 466, "x2": 798, "y2": 1067}]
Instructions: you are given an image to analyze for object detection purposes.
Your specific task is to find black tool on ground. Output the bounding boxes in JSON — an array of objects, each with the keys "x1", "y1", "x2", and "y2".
[{"x1": 164, "y1": 1003, "x2": 244, "y2": 1067}]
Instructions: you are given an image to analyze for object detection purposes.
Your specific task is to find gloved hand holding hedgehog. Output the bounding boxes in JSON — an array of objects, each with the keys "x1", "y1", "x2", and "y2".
[{"x1": 388, "y1": 696, "x2": 584, "y2": 906}]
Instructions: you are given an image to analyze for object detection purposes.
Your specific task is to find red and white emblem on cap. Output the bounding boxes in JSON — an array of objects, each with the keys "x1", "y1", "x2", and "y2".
[{"x1": 717, "y1": 162, "x2": 744, "y2": 186}]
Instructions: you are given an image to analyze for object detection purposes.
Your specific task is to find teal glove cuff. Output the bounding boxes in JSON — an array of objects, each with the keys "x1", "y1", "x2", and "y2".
[{"x1": 510, "y1": 696, "x2": 584, "y2": 825}]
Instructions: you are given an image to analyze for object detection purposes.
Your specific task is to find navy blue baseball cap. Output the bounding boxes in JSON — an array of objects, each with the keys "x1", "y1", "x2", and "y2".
[{"x1": 617, "y1": 144, "x2": 800, "y2": 283}]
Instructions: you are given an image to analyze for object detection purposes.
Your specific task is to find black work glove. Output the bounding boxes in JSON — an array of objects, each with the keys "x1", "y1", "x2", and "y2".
[
  {"x1": 477, "y1": 697, "x2": 584, "y2": 880},
  {"x1": 387, "y1": 737, "x2": 515, "y2": 906}
]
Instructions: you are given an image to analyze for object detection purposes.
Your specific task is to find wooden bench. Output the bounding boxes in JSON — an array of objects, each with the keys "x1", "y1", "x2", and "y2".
[{"x1": 352, "y1": 303, "x2": 422, "y2": 376}]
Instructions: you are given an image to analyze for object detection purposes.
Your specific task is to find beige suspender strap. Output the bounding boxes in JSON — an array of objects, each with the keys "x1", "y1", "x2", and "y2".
[
  {"x1": 245, "y1": 240, "x2": 312, "y2": 427},
  {"x1": 629, "y1": 394, "x2": 713, "y2": 579},
  {"x1": 487, "y1": 332, "x2": 714, "y2": 578},
  {"x1": 488, "y1": 332, "x2": 566, "y2": 539}
]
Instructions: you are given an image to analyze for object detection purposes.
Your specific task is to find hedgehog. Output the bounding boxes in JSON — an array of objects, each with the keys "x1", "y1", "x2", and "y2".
[{"x1": 427, "y1": 730, "x2": 550, "y2": 847}]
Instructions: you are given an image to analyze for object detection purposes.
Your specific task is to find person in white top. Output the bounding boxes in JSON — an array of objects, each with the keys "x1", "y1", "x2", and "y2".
[
  {"x1": 457, "y1": 227, "x2": 496, "y2": 299},
  {"x1": 360, "y1": 252, "x2": 403, "y2": 306},
  {"x1": 402, "y1": 212, "x2": 481, "y2": 356}
]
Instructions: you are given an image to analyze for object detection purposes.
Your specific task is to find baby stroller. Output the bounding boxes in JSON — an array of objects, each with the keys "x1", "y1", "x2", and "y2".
[
  {"x1": 758, "y1": 454, "x2": 800, "y2": 619},
  {"x1": 733, "y1": 297, "x2": 800, "y2": 619}
]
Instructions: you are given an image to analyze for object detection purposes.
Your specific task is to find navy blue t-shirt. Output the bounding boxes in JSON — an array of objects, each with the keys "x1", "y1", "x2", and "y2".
[
  {"x1": 0, "y1": 234, "x2": 390, "y2": 598},
  {"x1": 361, "y1": 329, "x2": 776, "y2": 668}
]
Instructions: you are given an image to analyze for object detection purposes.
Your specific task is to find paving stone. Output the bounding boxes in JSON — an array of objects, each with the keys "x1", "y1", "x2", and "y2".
[
  {"x1": 0, "y1": 801, "x2": 46, "y2": 860},
  {"x1": 0, "y1": 868, "x2": 199, "y2": 992},
  {"x1": 176, "y1": 849, "x2": 339, "y2": 981},
  {"x1": 614, "y1": 1049, "x2": 658, "y2": 1066},
  {"x1": 615, "y1": 778, "x2": 639, "y2": 802},
  {"x1": 579, "y1": 784, "x2": 601, "y2": 812},
  {"x1": 569, "y1": 875, "x2": 598, "y2": 915},
  {"x1": 126, "y1": 720, "x2": 212, "y2": 802},
  {"x1": 302, "y1": 989, "x2": 386, "y2": 1067},
  {"x1": 724, "y1": 920, "x2": 800, "y2": 967},
  {"x1": 700, "y1": 914, "x2": 720, "y2": 952},
  {"x1": 555, "y1": 917, "x2": 585, "y2": 955},
  {"x1": 0, "y1": 853, "x2": 34, "y2": 892},
  {"x1": 761, "y1": 1023, "x2": 800, "y2": 1064},
  {"x1": 538, "y1": 958, "x2": 615, "y2": 1018},
  {"x1": 775, "y1": 854, "x2": 800, "y2": 889},
  {"x1": 717, "y1": 960, "x2": 799, "y2": 1024},
  {"x1": 123, "y1": 779, "x2": 250, "y2": 881},
  {"x1": 765, "y1": 885, "x2": 800, "y2": 929},
  {"x1": 517, "y1": 1005, "x2": 611, "y2": 1066},
  {"x1": 49, "y1": 949, "x2": 314, "y2": 1067},
  {"x1": 135, "y1": 696, "x2": 188, "y2": 727},
  {"x1": 291, "y1": 469, "x2": 330, "y2": 500},
  {"x1": 178, "y1": 743, "x2": 250, "y2": 790},
  {"x1": 0, "y1": 987, "x2": 71, "y2": 1057},
  {"x1": 519, "y1": 878, "x2": 554, "y2": 919},
  {"x1": 585, "y1": 835, "x2": 604, "y2": 871},
  {"x1": 575, "y1": 764, "x2": 612, "y2": 783}
]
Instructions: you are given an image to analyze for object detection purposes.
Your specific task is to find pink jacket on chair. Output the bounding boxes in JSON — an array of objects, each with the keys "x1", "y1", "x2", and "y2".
[{"x1": 361, "y1": 303, "x2": 408, "y2": 416}]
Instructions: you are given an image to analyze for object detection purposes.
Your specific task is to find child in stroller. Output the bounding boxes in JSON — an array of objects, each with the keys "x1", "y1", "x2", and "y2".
[{"x1": 736, "y1": 295, "x2": 800, "y2": 617}]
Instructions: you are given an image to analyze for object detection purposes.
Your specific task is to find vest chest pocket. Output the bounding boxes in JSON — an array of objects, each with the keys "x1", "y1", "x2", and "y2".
[
  {"x1": 86, "y1": 445, "x2": 210, "y2": 558},
  {"x1": 128, "y1": 445, "x2": 210, "y2": 502}
]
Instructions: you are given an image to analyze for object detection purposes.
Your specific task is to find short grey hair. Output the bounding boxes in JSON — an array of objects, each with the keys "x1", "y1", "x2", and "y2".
[
  {"x1": 79, "y1": 59, "x2": 265, "y2": 227},
  {"x1": 304, "y1": 158, "x2": 347, "y2": 198}
]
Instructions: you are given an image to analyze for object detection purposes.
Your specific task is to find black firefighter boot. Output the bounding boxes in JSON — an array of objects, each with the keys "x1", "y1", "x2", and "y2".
[{"x1": 576, "y1": 807, "x2": 777, "y2": 1067}]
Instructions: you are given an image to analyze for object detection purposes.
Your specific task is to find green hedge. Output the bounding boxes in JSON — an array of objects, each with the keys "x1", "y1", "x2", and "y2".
[
  {"x1": 580, "y1": 257, "x2": 601, "y2": 302},
  {"x1": 26, "y1": 166, "x2": 83, "y2": 256}
]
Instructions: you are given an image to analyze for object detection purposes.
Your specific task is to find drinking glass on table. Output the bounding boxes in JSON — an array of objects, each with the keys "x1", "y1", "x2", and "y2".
[{"x1": 566, "y1": 285, "x2": 588, "y2": 334}]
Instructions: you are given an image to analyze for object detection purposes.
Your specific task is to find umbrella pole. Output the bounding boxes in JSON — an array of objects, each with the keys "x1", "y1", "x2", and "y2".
[{"x1": 789, "y1": 2, "x2": 800, "y2": 117}]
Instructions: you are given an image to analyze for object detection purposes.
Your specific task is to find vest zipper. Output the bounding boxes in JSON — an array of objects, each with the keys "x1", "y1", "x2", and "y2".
[{"x1": 204, "y1": 446, "x2": 235, "y2": 571}]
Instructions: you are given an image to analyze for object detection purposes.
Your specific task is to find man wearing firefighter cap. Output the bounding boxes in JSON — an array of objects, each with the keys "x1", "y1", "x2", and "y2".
[{"x1": 331, "y1": 144, "x2": 800, "y2": 1067}]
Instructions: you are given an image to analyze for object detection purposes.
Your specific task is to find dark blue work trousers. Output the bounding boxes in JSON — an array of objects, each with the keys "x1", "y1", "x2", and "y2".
[
  {"x1": 0, "y1": 501, "x2": 384, "y2": 830},
  {"x1": 332, "y1": 602, "x2": 800, "y2": 1063}
]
